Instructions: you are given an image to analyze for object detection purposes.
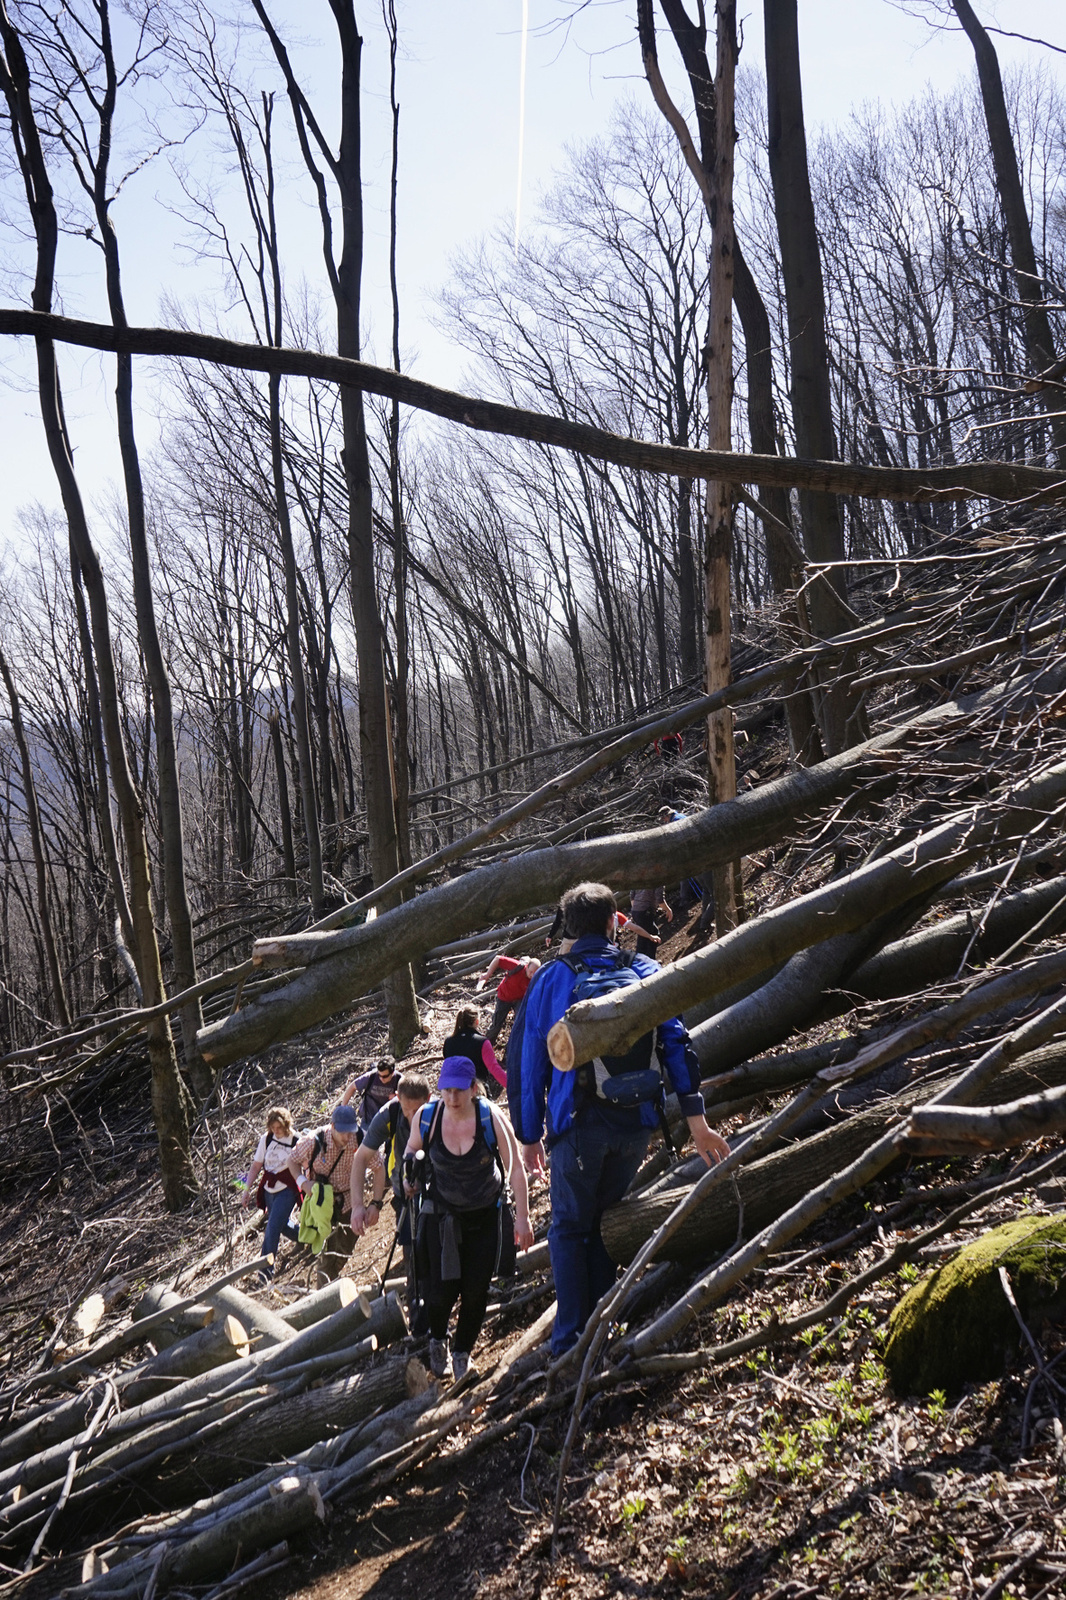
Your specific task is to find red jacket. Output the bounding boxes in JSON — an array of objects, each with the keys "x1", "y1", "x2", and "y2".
[{"x1": 495, "y1": 957, "x2": 532, "y2": 1003}]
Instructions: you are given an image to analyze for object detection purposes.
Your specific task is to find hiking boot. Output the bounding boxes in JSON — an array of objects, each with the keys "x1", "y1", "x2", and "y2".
[
  {"x1": 427, "y1": 1338, "x2": 449, "y2": 1379},
  {"x1": 451, "y1": 1350, "x2": 473, "y2": 1384}
]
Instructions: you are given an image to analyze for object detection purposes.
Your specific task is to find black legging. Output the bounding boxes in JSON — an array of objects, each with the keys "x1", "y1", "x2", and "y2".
[{"x1": 419, "y1": 1203, "x2": 500, "y2": 1355}]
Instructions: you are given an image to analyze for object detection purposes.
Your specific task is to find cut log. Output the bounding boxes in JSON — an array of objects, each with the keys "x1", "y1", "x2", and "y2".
[
  {"x1": 548, "y1": 758, "x2": 1066, "y2": 1073},
  {"x1": 0, "y1": 1385, "x2": 112, "y2": 1475},
  {"x1": 153, "y1": 1354, "x2": 425, "y2": 1503},
  {"x1": 601, "y1": 1038, "x2": 1066, "y2": 1266},
  {"x1": 901, "y1": 1083, "x2": 1066, "y2": 1153},
  {"x1": 517, "y1": 1240, "x2": 551, "y2": 1276},
  {"x1": 137, "y1": 1473, "x2": 325, "y2": 1597},
  {"x1": 103, "y1": 1387, "x2": 441, "y2": 1563},
  {"x1": 118, "y1": 1316, "x2": 249, "y2": 1408},
  {"x1": 259, "y1": 1291, "x2": 403, "y2": 1373},
  {"x1": 130, "y1": 1286, "x2": 213, "y2": 1350},
  {"x1": 21, "y1": 1257, "x2": 272, "y2": 1395},
  {"x1": 205, "y1": 1284, "x2": 295, "y2": 1349},
  {"x1": 277, "y1": 1279, "x2": 358, "y2": 1330},
  {"x1": 198, "y1": 666, "x2": 1066, "y2": 1068}
]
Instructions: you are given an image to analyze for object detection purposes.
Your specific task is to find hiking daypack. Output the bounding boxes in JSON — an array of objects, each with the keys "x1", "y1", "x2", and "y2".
[
  {"x1": 384, "y1": 1099, "x2": 408, "y2": 1187},
  {"x1": 561, "y1": 951, "x2": 664, "y2": 1111}
]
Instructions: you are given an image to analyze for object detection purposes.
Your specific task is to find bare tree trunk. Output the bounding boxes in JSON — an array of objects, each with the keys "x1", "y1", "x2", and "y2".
[
  {"x1": 949, "y1": 0, "x2": 1066, "y2": 466},
  {"x1": 251, "y1": 0, "x2": 420, "y2": 1054},
  {"x1": 0, "y1": 644, "x2": 71, "y2": 1027},
  {"x1": 81, "y1": 0, "x2": 206, "y2": 1091},
  {"x1": 764, "y1": 0, "x2": 863, "y2": 753},
  {"x1": 269, "y1": 706, "x2": 297, "y2": 888},
  {"x1": 704, "y1": 1, "x2": 742, "y2": 933},
  {"x1": 0, "y1": 4, "x2": 197, "y2": 1208},
  {"x1": 649, "y1": 0, "x2": 822, "y2": 760}
]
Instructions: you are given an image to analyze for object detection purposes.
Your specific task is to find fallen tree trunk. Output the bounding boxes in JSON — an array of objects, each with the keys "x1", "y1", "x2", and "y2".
[
  {"x1": 199, "y1": 667, "x2": 1066, "y2": 1067},
  {"x1": 687, "y1": 892, "x2": 936, "y2": 1073},
  {"x1": 98, "y1": 1387, "x2": 441, "y2": 1566},
  {"x1": 901, "y1": 1082, "x2": 1066, "y2": 1152},
  {"x1": 548, "y1": 757, "x2": 1066, "y2": 1072},
  {"x1": 129, "y1": 1287, "x2": 214, "y2": 1351},
  {"x1": 687, "y1": 874, "x2": 1066, "y2": 1088},
  {"x1": 119, "y1": 1315, "x2": 250, "y2": 1407},
  {"x1": 1, "y1": 1341, "x2": 411, "y2": 1546},
  {"x1": 601, "y1": 1036, "x2": 1066, "y2": 1266},
  {"x1": 13, "y1": 1257, "x2": 272, "y2": 1397},
  {"x1": 682, "y1": 866, "x2": 1066, "y2": 1039},
  {"x1": 204, "y1": 1285, "x2": 295, "y2": 1349},
  {"x1": 277, "y1": 1278, "x2": 359, "y2": 1329},
  {"x1": 839, "y1": 872, "x2": 1066, "y2": 1004},
  {"x1": 3, "y1": 309, "x2": 1062, "y2": 504},
  {"x1": 68, "y1": 1472, "x2": 327, "y2": 1600},
  {"x1": 152, "y1": 1353, "x2": 428, "y2": 1505},
  {"x1": 258, "y1": 1290, "x2": 403, "y2": 1370},
  {"x1": 623, "y1": 990, "x2": 1066, "y2": 1359},
  {"x1": 0, "y1": 1294, "x2": 407, "y2": 1504}
]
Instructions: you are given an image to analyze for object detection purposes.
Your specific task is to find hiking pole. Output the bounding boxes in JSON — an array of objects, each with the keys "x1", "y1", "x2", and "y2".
[{"x1": 381, "y1": 1200, "x2": 407, "y2": 1285}]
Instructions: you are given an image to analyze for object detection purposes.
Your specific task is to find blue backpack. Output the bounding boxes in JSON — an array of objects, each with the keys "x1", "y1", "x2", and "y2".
[{"x1": 560, "y1": 951, "x2": 663, "y2": 1110}]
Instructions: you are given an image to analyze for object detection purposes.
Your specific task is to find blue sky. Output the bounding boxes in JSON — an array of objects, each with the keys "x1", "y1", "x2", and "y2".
[{"x1": 0, "y1": 0, "x2": 1063, "y2": 557}]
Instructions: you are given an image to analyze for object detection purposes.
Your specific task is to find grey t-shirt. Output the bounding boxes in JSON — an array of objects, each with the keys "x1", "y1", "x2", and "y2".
[
  {"x1": 363, "y1": 1102, "x2": 410, "y2": 1199},
  {"x1": 630, "y1": 887, "x2": 665, "y2": 921}
]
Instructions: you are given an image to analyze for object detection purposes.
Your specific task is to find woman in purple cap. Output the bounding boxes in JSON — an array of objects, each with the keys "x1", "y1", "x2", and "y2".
[{"x1": 404, "y1": 1056, "x2": 533, "y2": 1382}]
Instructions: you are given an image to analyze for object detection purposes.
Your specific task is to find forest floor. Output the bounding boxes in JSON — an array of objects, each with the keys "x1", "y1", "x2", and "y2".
[{"x1": 4, "y1": 899, "x2": 1066, "y2": 1600}]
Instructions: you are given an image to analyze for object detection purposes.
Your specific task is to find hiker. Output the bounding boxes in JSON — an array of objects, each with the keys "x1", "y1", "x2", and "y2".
[
  {"x1": 479, "y1": 953, "x2": 541, "y2": 1043},
  {"x1": 548, "y1": 904, "x2": 629, "y2": 949},
  {"x1": 442, "y1": 1007, "x2": 506, "y2": 1097},
  {"x1": 657, "y1": 805, "x2": 705, "y2": 909},
  {"x1": 516, "y1": 880, "x2": 729, "y2": 1358},
  {"x1": 286, "y1": 1104, "x2": 363, "y2": 1285},
  {"x1": 242, "y1": 1106, "x2": 304, "y2": 1284},
  {"x1": 349, "y1": 1072, "x2": 432, "y2": 1237},
  {"x1": 404, "y1": 1056, "x2": 534, "y2": 1382},
  {"x1": 342, "y1": 1056, "x2": 400, "y2": 1136},
  {"x1": 629, "y1": 882, "x2": 673, "y2": 957},
  {"x1": 350, "y1": 1072, "x2": 433, "y2": 1333}
]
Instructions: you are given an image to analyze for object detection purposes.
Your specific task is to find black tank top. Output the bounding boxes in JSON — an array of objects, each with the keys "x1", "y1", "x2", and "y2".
[
  {"x1": 442, "y1": 1029, "x2": 488, "y2": 1071},
  {"x1": 425, "y1": 1102, "x2": 502, "y2": 1212}
]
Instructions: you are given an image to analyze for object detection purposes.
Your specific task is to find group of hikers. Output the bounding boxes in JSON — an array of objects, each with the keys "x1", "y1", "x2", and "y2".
[{"x1": 242, "y1": 862, "x2": 728, "y2": 1385}]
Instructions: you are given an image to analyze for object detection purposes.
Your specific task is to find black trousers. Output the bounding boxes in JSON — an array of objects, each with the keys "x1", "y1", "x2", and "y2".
[{"x1": 419, "y1": 1203, "x2": 500, "y2": 1355}]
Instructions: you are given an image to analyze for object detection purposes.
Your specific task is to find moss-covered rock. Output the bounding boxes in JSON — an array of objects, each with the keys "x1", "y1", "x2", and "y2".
[{"x1": 884, "y1": 1212, "x2": 1066, "y2": 1396}]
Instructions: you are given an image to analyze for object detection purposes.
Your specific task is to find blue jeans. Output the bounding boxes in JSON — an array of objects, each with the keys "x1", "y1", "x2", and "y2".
[
  {"x1": 548, "y1": 1106, "x2": 649, "y2": 1356},
  {"x1": 262, "y1": 1185, "x2": 300, "y2": 1275}
]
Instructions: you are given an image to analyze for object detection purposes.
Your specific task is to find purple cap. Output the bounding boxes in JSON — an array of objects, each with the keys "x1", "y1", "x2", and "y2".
[
  {"x1": 331, "y1": 1103, "x2": 360, "y2": 1133},
  {"x1": 438, "y1": 1055, "x2": 477, "y2": 1091}
]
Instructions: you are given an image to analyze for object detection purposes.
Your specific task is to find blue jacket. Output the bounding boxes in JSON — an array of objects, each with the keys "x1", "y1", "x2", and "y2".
[{"x1": 517, "y1": 936, "x2": 704, "y2": 1145}]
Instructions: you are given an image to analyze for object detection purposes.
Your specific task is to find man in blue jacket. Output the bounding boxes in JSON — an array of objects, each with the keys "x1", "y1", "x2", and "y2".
[{"x1": 517, "y1": 881, "x2": 729, "y2": 1356}]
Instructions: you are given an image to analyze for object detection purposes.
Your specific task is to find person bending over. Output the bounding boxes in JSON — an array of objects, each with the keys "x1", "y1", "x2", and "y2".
[{"x1": 479, "y1": 953, "x2": 541, "y2": 1044}]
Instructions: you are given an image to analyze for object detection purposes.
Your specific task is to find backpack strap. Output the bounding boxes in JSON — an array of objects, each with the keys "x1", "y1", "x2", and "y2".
[
  {"x1": 477, "y1": 1099, "x2": 497, "y2": 1150},
  {"x1": 385, "y1": 1100, "x2": 403, "y2": 1181}
]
